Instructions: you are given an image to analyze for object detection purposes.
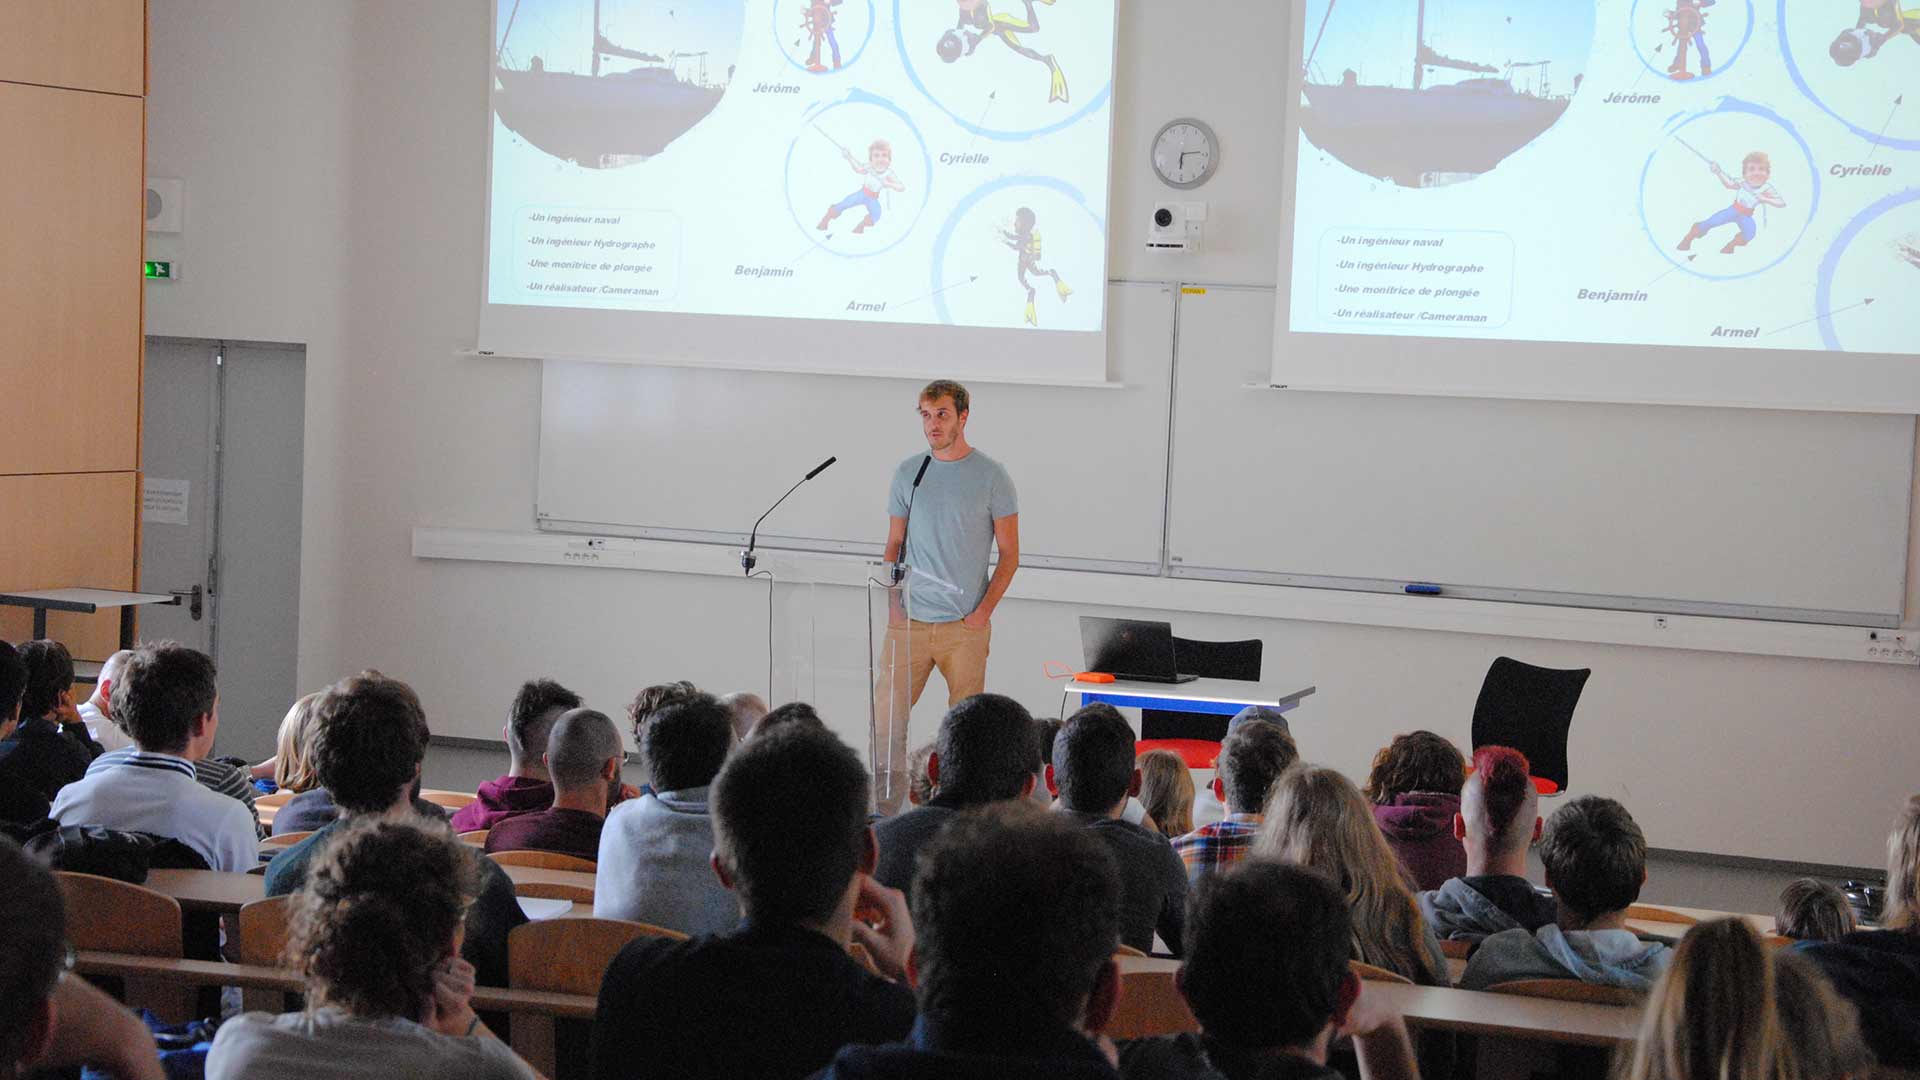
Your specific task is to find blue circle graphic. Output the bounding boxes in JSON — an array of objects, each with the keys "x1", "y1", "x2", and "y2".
[
  {"x1": 784, "y1": 90, "x2": 934, "y2": 259},
  {"x1": 1777, "y1": 0, "x2": 1920, "y2": 152},
  {"x1": 774, "y1": 0, "x2": 877, "y2": 75},
  {"x1": 927, "y1": 174, "x2": 1104, "y2": 326},
  {"x1": 1813, "y1": 187, "x2": 1920, "y2": 352},
  {"x1": 1637, "y1": 98, "x2": 1821, "y2": 281},
  {"x1": 1626, "y1": 0, "x2": 1755, "y2": 85},
  {"x1": 891, "y1": 0, "x2": 1112, "y2": 142}
]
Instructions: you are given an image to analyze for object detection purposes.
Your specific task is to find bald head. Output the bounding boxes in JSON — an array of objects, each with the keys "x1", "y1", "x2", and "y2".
[
  {"x1": 718, "y1": 691, "x2": 770, "y2": 741},
  {"x1": 545, "y1": 708, "x2": 623, "y2": 790},
  {"x1": 89, "y1": 649, "x2": 136, "y2": 716}
]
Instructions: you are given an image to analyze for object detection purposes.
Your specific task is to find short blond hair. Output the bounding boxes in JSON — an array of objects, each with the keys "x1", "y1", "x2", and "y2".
[
  {"x1": 869, "y1": 138, "x2": 892, "y2": 156},
  {"x1": 919, "y1": 379, "x2": 969, "y2": 413},
  {"x1": 1743, "y1": 151, "x2": 1771, "y2": 172}
]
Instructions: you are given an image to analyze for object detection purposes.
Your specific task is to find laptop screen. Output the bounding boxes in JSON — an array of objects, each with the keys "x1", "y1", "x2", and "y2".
[{"x1": 1080, "y1": 617, "x2": 1180, "y2": 679}]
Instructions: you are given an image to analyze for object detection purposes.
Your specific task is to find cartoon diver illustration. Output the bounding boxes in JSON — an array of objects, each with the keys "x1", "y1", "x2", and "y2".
[
  {"x1": 1676, "y1": 146, "x2": 1786, "y2": 256},
  {"x1": 937, "y1": 0, "x2": 1070, "y2": 104},
  {"x1": 801, "y1": 0, "x2": 843, "y2": 72},
  {"x1": 999, "y1": 206, "x2": 1072, "y2": 325},
  {"x1": 1832, "y1": 0, "x2": 1920, "y2": 65},
  {"x1": 1665, "y1": 0, "x2": 1716, "y2": 79},
  {"x1": 818, "y1": 137, "x2": 905, "y2": 234}
]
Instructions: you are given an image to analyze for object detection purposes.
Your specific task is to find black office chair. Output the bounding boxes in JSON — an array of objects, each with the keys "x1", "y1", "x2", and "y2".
[
  {"x1": 1470, "y1": 656, "x2": 1590, "y2": 795},
  {"x1": 1137, "y1": 637, "x2": 1263, "y2": 754}
]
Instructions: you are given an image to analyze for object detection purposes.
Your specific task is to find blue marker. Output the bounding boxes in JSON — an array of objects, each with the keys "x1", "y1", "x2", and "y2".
[{"x1": 1404, "y1": 583, "x2": 1443, "y2": 596}]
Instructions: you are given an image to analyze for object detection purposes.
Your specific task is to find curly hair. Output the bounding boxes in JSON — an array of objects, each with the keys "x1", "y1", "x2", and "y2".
[
  {"x1": 626, "y1": 680, "x2": 701, "y2": 738},
  {"x1": 288, "y1": 818, "x2": 479, "y2": 1021},
  {"x1": 309, "y1": 671, "x2": 429, "y2": 813},
  {"x1": 1363, "y1": 730, "x2": 1466, "y2": 803}
]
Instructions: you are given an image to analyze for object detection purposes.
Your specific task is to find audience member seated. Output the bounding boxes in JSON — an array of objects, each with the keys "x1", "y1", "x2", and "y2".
[
  {"x1": 272, "y1": 776, "x2": 448, "y2": 835},
  {"x1": 1774, "y1": 877, "x2": 1856, "y2": 943},
  {"x1": 873, "y1": 693, "x2": 1039, "y2": 900},
  {"x1": 1056, "y1": 704, "x2": 1160, "y2": 830},
  {"x1": 269, "y1": 692, "x2": 323, "y2": 793},
  {"x1": 1364, "y1": 730, "x2": 1467, "y2": 892},
  {"x1": 591, "y1": 726, "x2": 916, "y2": 1080},
  {"x1": 1049, "y1": 706, "x2": 1188, "y2": 955},
  {"x1": 906, "y1": 742, "x2": 937, "y2": 808},
  {"x1": 0, "y1": 834, "x2": 165, "y2": 1080},
  {"x1": 1119, "y1": 861, "x2": 1420, "y2": 1080},
  {"x1": 74, "y1": 648, "x2": 134, "y2": 752},
  {"x1": 264, "y1": 671, "x2": 525, "y2": 988},
  {"x1": 1621, "y1": 918, "x2": 1869, "y2": 1080},
  {"x1": 626, "y1": 679, "x2": 701, "y2": 743},
  {"x1": 718, "y1": 690, "x2": 769, "y2": 741},
  {"x1": 6, "y1": 640, "x2": 102, "y2": 804},
  {"x1": 1034, "y1": 717, "x2": 1062, "y2": 809},
  {"x1": 1173, "y1": 720, "x2": 1297, "y2": 886},
  {"x1": 447, "y1": 678, "x2": 582, "y2": 834},
  {"x1": 1418, "y1": 746, "x2": 1555, "y2": 944},
  {"x1": 746, "y1": 700, "x2": 828, "y2": 740},
  {"x1": 50, "y1": 644, "x2": 257, "y2": 871},
  {"x1": 818, "y1": 803, "x2": 1125, "y2": 1080},
  {"x1": 595, "y1": 693, "x2": 737, "y2": 934},
  {"x1": 485, "y1": 707, "x2": 622, "y2": 860},
  {"x1": 1139, "y1": 749, "x2": 1195, "y2": 840},
  {"x1": 1796, "y1": 793, "x2": 1920, "y2": 1069},
  {"x1": 1460, "y1": 795, "x2": 1669, "y2": 991},
  {"x1": 1255, "y1": 765, "x2": 1448, "y2": 986},
  {"x1": 209, "y1": 818, "x2": 539, "y2": 1080},
  {"x1": 0, "y1": 642, "x2": 51, "y2": 825}
]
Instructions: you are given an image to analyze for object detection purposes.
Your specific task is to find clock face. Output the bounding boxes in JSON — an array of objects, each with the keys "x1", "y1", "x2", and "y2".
[{"x1": 1153, "y1": 120, "x2": 1216, "y2": 189}]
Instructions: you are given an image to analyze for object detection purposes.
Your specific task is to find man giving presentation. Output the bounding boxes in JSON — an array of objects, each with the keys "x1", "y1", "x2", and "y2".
[{"x1": 873, "y1": 379, "x2": 1020, "y2": 813}]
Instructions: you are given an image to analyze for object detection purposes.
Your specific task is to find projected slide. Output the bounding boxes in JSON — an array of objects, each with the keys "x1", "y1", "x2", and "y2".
[
  {"x1": 1287, "y1": 0, "x2": 1915, "y2": 356},
  {"x1": 487, "y1": 0, "x2": 1115, "y2": 332}
]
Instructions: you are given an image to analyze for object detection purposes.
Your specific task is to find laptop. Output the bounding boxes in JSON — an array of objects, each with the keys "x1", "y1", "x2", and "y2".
[{"x1": 1079, "y1": 617, "x2": 1197, "y2": 684}]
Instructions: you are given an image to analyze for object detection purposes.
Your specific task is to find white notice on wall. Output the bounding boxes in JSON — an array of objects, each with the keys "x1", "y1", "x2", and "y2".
[{"x1": 142, "y1": 477, "x2": 190, "y2": 526}]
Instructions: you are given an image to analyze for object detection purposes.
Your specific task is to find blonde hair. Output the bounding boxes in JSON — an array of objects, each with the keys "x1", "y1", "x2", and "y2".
[
  {"x1": 1620, "y1": 918, "x2": 1870, "y2": 1080},
  {"x1": 273, "y1": 692, "x2": 323, "y2": 793},
  {"x1": 1743, "y1": 150, "x2": 1771, "y2": 172},
  {"x1": 1138, "y1": 749, "x2": 1194, "y2": 838},
  {"x1": 869, "y1": 138, "x2": 892, "y2": 156},
  {"x1": 1884, "y1": 793, "x2": 1920, "y2": 932},
  {"x1": 1253, "y1": 764, "x2": 1444, "y2": 984}
]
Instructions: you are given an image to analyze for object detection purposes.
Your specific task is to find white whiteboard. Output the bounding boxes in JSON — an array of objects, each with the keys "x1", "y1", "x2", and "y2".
[
  {"x1": 537, "y1": 280, "x2": 1174, "y2": 571},
  {"x1": 1174, "y1": 286, "x2": 1914, "y2": 623}
]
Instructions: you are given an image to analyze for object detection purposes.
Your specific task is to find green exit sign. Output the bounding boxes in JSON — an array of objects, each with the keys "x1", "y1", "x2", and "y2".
[{"x1": 143, "y1": 260, "x2": 174, "y2": 280}]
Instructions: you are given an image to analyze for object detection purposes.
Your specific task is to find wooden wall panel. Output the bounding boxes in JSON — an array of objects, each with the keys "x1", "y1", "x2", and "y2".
[
  {"x1": 0, "y1": 82, "x2": 143, "y2": 475},
  {"x1": 0, "y1": 0, "x2": 146, "y2": 96},
  {"x1": 0, "y1": 472, "x2": 138, "y2": 660}
]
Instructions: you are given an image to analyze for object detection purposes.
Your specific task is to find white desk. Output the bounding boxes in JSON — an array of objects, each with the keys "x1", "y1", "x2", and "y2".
[{"x1": 1061, "y1": 677, "x2": 1316, "y2": 720}]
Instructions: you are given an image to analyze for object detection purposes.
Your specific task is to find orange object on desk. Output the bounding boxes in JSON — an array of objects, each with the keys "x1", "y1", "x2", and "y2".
[{"x1": 1073, "y1": 672, "x2": 1116, "y2": 683}]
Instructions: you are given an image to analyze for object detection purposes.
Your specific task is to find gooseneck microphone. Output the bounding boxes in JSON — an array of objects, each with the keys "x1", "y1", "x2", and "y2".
[
  {"x1": 741, "y1": 456, "x2": 837, "y2": 574},
  {"x1": 893, "y1": 454, "x2": 933, "y2": 584}
]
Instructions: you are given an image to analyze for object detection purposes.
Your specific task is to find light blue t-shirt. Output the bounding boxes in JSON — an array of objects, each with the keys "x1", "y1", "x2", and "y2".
[{"x1": 887, "y1": 449, "x2": 1018, "y2": 623}]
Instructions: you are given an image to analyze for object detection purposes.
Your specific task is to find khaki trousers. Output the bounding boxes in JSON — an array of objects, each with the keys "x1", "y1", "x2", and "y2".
[{"x1": 871, "y1": 618, "x2": 990, "y2": 813}]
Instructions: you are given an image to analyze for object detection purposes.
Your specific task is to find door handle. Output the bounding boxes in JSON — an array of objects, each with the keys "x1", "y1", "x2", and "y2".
[{"x1": 168, "y1": 585, "x2": 204, "y2": 622}]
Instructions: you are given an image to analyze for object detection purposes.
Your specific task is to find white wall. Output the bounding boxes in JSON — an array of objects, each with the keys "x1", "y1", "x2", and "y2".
[{"x1": 145, "y1": 0, "x2": 1920, "y2": 870}]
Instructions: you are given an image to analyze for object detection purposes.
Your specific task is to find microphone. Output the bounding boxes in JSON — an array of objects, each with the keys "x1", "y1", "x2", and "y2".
[
  {"x1": 742, "y1": 456, "x2": 836, "y2": 574},
  {"x1": 893, "y1": 455, "x2": 932, "y2": 584}
]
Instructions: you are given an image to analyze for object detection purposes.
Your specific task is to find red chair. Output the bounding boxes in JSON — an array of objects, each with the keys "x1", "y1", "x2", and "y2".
[{"x1": 1135, "y1": 738, "x2": 1221, "y2": 770}]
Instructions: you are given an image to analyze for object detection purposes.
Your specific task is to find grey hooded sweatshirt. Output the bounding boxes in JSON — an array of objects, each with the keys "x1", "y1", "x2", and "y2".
[
  {"x1": 1419, "y1": 875, "x2": 1557, "y2": 944},
  {"x1": 1460, "y1": 924, "x2": 1672, "y2": 991}
]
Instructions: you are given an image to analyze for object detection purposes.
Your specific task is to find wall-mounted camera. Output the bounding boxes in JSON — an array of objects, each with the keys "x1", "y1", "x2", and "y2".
[{"x1": 1147, "y1": 201, "x2": 1205, "y2": 252}]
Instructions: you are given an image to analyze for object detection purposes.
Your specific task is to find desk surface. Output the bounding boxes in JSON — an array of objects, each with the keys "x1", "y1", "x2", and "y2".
[
  {"x1": 0, "y1": 588, "x2": 179, "y2": 611},
  {"x1": 1626, "y1": 906, "x2": 1773, "y2": 942},
  {"x1": 145, "y1": 865, "x2": 600, "y2": 914},
  {"x1": 1063, "y1": 677, "x2": 1317, "y2": 709},
  {"x1": 1114, "y1": 956, "x2": 1639, "y2": 1047}
]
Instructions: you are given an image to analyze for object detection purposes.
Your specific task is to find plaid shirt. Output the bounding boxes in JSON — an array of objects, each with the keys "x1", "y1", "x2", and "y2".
[{"x1": 1172, "y1": 813, "x2": 1263, "y2": 885}]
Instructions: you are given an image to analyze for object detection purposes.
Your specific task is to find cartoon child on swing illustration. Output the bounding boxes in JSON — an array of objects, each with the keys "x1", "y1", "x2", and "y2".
[
  {"x1": 1677, "y1": 148, "x2": 1786, "y2": 256},
  {"x1": 999, "y1": 206, "x2": 1072, "y2": 325},
  {"x1": 938, "y1": 0, "x2": 1070, "y2": 103}
]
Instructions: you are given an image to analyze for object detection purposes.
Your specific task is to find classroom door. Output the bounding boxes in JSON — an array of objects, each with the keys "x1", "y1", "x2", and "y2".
[{"x1": 139, "y1": 339, "x2": 306, "y2": 762}]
